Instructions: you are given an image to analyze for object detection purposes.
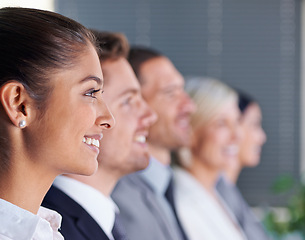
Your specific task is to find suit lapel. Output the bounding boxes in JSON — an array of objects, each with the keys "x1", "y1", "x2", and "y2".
[
  {"x1": 130, "y1": 174, "x2": 179, "y2": 240},
  {"x1": 44, "y1": 186, "x2": 110, "y2": 240},
  {"x1": 76, "y1": 212, "x2": 110, "y2": 240}
]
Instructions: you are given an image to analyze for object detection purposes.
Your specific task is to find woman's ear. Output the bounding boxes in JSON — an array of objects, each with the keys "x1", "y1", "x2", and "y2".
[{"x1": 0, "y1": 81, "x2": 33, "y2": 128}]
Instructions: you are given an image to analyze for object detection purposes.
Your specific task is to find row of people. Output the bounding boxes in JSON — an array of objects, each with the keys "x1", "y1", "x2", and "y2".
[{"x1": 0, "y1": 7, "x2": 269, "y2": 240}]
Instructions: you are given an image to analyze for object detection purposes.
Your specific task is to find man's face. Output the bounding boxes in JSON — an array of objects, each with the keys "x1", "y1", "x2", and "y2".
[
  {"x1": 139, "y1": 56, "x2": 195, "y2": 150},
  {"x1": 98, "y1": 58, "x2": 156, "y2": 175}
]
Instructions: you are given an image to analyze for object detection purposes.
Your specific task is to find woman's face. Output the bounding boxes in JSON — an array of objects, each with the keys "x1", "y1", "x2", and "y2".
[
  {"x1": 238, "y1": 103, "x2": 266, "y2": 167},
  {"x1": 26, "y1": 44, "x2": 114, "y2": 176},
  {"x1": 194, "y1": 100, "x2": 240, "y2": 170}
]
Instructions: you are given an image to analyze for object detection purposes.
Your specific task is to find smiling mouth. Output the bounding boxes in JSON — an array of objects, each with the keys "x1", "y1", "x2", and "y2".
[
  {"x1": 82, "y1": 137, "x2": 100, "y2": 148},
  {"x1": 176, "y1": 117, "x2": 190, "y2": 129},
  {"x1": 223, "y1": 145, "x2": 239, "y2": 156},
  {"x1": 134, "y1": 135, "x2": 146, "y2": 144}
]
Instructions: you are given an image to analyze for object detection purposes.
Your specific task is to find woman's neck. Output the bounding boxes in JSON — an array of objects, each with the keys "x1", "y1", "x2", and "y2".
[
  {"x1": 224, "y1": 162, "x2": 242, "y2": 184},
  {"x1": 0, "y1": 159, "x2": 56, "y2": 214},
  {"x1": 186, "y1": 156, "x2": 220, "y2": 193}
]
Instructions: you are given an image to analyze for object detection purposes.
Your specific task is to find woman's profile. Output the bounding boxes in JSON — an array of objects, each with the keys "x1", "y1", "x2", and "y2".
[{"x1": 0, "y1": 7, "x2": 114, "y2": 239}]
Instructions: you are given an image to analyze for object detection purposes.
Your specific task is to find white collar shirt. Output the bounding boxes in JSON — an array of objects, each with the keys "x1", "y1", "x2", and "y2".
[
  {"x1": 0, "y1": 198, "x2": 63, "y2": 240},
  {"x1": 53, "y1": 175, "x2": 118, "y2": 240}
]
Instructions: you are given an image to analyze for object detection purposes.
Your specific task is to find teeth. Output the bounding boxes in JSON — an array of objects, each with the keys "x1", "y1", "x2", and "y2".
[
  {"x1": 86, "y1": 138, "x2": 92, "y2": 145},
  {"x1": 135, "y1": 135, "x2": 146, "y2": 143},
  {"x1": 83, "y1": 137, "x2": 100, "y2": 148}
]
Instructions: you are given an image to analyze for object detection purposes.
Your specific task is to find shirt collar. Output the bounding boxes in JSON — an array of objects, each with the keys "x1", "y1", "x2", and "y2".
[
  {"x1": 0, "y1": 198, "x2": 63, "y2": 240},
  {"x1": 53, "y1": 175, "x2": 118, "y2": 239},
  {"x1": 139, "y1": 156, "x2": 172, "y2": 195}
]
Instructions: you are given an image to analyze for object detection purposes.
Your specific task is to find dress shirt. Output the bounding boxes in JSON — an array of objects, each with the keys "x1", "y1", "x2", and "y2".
[
  {"x1": 173, "y1": 167, "x2": 247, "y2": 240},
  {"x1": 0, "y1": 198, "x2": 63, "y2": 240},
  {"x1": 53, "y1": 175, "x2": 118, "y2": 240},
  {"x1": 139, "y1": 156, "x2": 172, "y2": 194}
]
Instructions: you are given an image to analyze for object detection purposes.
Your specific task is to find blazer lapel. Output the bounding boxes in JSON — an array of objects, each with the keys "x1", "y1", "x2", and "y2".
[
  {"x1": 76, "y1": 212, "x2": 110, "y2": 240},
  {"x1": 131, "y1": 174, "x2": 179, "y2": 240},
  {"x1": 44, "y1": 186, "x2": 110, "y2": 240}
]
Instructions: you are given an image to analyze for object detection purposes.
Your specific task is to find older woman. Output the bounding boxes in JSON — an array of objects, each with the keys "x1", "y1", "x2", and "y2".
[
  {"x1": 173, "y1": 77, "x2": 246, "y2": 240},
  {"x1": 0, "y1": 7, "x2": 114, "y2": 239}
]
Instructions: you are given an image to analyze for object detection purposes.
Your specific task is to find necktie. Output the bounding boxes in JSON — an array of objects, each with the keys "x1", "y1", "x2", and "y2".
[
  {"x1": 112, "y1": 213, "x2": 129, "y2": 240},
  {"x1": 165, "y1": 178, "x2": 189, "y2": 240}
]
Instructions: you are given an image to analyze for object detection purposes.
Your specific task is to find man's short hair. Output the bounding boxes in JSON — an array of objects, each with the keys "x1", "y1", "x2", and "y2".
[
  {"x1": 127, "y1": 46, "x2": 162, "y2": 83},
  {"x1": 91, "y1": 30, "x2": 130, "y2": 62}
]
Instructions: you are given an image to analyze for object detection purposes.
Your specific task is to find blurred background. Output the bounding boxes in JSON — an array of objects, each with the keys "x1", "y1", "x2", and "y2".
[{"x1": 1, "y1": 0, "x2": 304, "y2": 234}]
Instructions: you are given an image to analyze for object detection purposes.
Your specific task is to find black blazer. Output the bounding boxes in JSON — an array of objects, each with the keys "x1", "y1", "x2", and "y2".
[{"x1": 42, "y1": 185, "x2": 110, "y2": 240}]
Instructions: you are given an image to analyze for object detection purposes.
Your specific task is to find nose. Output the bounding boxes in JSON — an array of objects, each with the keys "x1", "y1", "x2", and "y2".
[
  {"x1": 96, "y1": 98, "x2": 115, "y2": 130},
  {"x1": 261, "y1": 127, "x2": 267, "y2": 144},
  {"x1": 180, "y1": 91, "x2": 196, "y2": 114},
  {"x1": 139, "y1": 99, "x2": 158, "y2": 128}
]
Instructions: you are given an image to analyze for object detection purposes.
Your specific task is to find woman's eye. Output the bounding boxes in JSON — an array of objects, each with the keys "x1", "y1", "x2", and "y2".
[
  {"x1": 85, "y1": 89, "x2": 101, "y2": 98},
  {"x1": 123, "y1": 98, "x2": 131, "y2": 105}
]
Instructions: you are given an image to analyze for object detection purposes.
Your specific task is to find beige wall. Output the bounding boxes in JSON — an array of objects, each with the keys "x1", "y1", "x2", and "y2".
[{"x1": 0, "y1": 0, "x2": 54, "y2": 11}]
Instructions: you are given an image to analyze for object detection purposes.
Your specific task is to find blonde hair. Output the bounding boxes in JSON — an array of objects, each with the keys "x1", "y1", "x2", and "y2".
[
  {"x1": 177, "y1": 77, "x2": 237, "y2": 168},
  {"x1": 186, "y1": 77, "x2": 237, "y2": 131}
]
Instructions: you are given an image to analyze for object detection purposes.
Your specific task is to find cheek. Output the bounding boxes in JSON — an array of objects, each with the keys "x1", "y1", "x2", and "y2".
[
  {"x1": 210, "y1": 130, "x2": 227, "y2": 148},
  {"x1": 243, "y1": 130, "x2": 256, "y2": 148},
  {"x1": 108, "y1": 113, "x2": 137, "y2": 146},
  {"x1": 198, "y1": 136, "x2": 217, "y2": 162},
  {"x1": 61, "y1": 107, "x2": 95, "y2": 140},
  {"x1": 206, "y1": 133, "x2": 228, "y2": 164}
]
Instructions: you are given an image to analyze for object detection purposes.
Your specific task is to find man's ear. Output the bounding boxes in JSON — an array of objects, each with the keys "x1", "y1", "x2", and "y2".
[{"x1": 0, "y1": 81, "x2": 34, "y2": 128}]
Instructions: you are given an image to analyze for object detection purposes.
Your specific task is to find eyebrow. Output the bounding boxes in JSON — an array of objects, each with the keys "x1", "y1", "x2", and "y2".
[
  {"x1": 117, "y1": 88, "x2": 139, "y2": 98},
  {"x1": 80, "y1": 75, "x2": 104, "y2": 87},
  {"x1": 160, "y1": 84, "x2": 182, "y2": 93}
]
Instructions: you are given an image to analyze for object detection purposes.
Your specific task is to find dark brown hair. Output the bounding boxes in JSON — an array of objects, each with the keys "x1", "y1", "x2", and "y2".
[
  {"x1": 91, "y1": 30, "x2": 129, "y2": 62},
  {"x1": 0, "y1": 7, "x2": 96, "y2": 108},
  {"x1": 0, "y1": 7, "x2": 96, "y2": 166},
  {"x1": 127, "y1": 46, "x2": 162, "y2": 84}
]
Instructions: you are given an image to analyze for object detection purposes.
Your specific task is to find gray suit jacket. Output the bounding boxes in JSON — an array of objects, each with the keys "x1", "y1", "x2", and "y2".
[
  {"x1": 112, "y1": 172, "x2": 183, "y2": 240},
  {"x1": 216, "y1": 176, "x2": 271, "y2": 240}
]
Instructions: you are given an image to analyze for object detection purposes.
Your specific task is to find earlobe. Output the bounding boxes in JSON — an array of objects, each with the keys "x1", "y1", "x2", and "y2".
[{"x1": 0, "y1": 81, "x2": 31, "y2": 128}]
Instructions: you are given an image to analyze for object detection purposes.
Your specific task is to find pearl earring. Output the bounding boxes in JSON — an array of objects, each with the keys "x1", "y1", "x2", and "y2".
[{"x1": 19, "y1": 120, "x2": 26, "y2": 128}]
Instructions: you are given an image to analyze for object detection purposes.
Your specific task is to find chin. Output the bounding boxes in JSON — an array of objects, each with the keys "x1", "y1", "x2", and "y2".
[
  {"x1": 77, "y1": 160, "x2": 98, "y2": 176},
  {"x1": 245, "y1": 157, "x2": 260, "y2": 167},
  {"x1": 136, "y1": 156, "x2": 150, "y2": 171}
]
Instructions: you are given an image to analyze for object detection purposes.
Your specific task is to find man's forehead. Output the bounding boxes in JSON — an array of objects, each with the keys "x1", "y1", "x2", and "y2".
[{"x1": 142, "y1": 65, "x2": 184, "y2": 88}]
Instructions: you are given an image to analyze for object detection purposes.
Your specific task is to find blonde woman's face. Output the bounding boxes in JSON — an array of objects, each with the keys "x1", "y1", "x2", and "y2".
[
  {"x1": 238, "y1": 103, "x2": 266, "y2": 167},
  {"x1": 195, "y1": 100, "x2": 241, "y2": 170}
]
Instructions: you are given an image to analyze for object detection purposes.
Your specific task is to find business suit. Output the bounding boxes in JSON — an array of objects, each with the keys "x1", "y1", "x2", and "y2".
[
  {"x1": 216, "y1": 176, "x2": 270, "y2": 240},
  {"x1": 112, "y1": 172, "x2": 184, "y2": 240},
  {"x1": 42, "y1": 185, "x2": 110, "y2": 240}
]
